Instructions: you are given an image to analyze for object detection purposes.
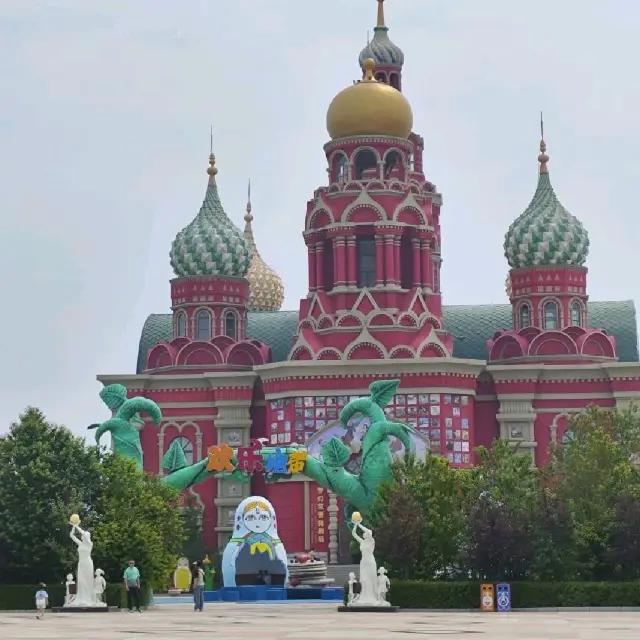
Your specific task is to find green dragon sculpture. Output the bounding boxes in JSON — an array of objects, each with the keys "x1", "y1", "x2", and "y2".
[{"x1": 89, "y1": 379, "x2": 414, "y2": 518}]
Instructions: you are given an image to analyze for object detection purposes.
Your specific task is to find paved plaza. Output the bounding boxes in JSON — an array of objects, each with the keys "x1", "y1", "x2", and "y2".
[{"x1": 2, "y1": 602, "x2": 640, "y2": 639}]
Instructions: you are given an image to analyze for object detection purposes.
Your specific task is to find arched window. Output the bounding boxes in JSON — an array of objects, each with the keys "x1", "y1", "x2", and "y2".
[
  {"x1": 389, "y1": 73, "x2": 400, "y2": 90},
  {"x1": 571, "y1": 301, "x2": 582, "y2": 326},
  {"x1": 176, "y1": 312, "x2": 187, "y2": 338},
  {"x1": 544, "y1": 301, "x2": 558, "y2": 330},
  {"x1": 399, "y1": 234, "x2": 413, "y2": 289},
  {"x1": 383, "y1": 150, "x2": 401, "y2": 179},
  {"x1": 408, "y1": 152, "x2": 415, "y2": 172},
  {"x1": 356, "y1": 236, "x2": 376, "y2": 288},
  {"x1": 225, "y1": 311, "x2": 237, "y2": 340},
  {"x1": 375, "y1": 71, "x2": 387, "y2": 84},
  {"x1": 196, "y1": 310, "x2": 211, "y2": 340},
  {"x1": 334, "y1": 153, "x2": 348, "y2": 183},
  {"x1": 354, "y1": 149, "x2": 378, "y2": 180},
  {"x1": 519, "y1": 304, "x2": 531, "y2": 329},
  {"x1": 170, "y1": 436, "x2": 194, "y2": 466}
]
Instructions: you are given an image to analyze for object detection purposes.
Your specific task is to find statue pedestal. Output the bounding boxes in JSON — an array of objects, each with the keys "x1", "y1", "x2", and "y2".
[
  {"x1": 338, "y1": 605, "x2": 399, "y2": 613},
  {"x1": 53, "y1": 606, "x2": 118, "y2": 613}
]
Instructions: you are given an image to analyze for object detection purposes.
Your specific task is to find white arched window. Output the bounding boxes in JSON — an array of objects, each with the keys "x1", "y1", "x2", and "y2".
[
  {"x1": 169, "y1": 436, "x2": 194, "y2": 465},
  {"x1": 519, "y1": 304, "x2": 531, "y2": 329},
  {"x1": 544, "y1": 301, "x2": 559, "y2": 330},
  {"x1": 176, "y1": 312, "x2": 187, "y2": 338},
  {"x1": 225, "y1": 311, "x2": 238, "y2": 340},
  {"x1": 571, "y1": 301, "x2": 582, "y2": 326},
  {"x1": 196, "y1": 310, "x2": 211, "y2": 340}
]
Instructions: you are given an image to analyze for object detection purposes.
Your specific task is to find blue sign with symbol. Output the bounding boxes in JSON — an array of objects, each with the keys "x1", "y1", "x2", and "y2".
[{"x1": 496, "y1": 583, "x2": 511, "y2": 612}]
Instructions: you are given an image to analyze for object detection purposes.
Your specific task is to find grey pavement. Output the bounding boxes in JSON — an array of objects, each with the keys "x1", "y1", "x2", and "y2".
[{"x1": 1, "y1": 602, "x2": 640, "y2": 639}]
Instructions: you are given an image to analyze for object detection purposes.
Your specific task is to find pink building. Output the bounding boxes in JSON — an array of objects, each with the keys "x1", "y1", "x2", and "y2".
[{"x1": 98, "y1": 2, "x2": 640, "y2": 562}]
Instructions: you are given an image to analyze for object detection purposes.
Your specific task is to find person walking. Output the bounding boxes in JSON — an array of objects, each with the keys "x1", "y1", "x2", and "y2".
[
  {"x1": 192, "y1": 561, "x2": 205, "y2": 612},
  {"x1": 123, "y1": 559, "x2": 142, "y2": 612},
  {"x1": 35, "y1": 583, "x2": 48, "y2": 619}
]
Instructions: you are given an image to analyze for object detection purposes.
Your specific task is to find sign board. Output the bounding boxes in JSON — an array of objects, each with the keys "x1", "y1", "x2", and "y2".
[
  {"x1": 496, "y1": 583, "x2": 511, "y2": 612},
  {"x1": 206, "y1": 439, "x2": 307, "y2": 475},
  {"x1": 480, "y1": 583, "x2": 494, "y2": 612}
]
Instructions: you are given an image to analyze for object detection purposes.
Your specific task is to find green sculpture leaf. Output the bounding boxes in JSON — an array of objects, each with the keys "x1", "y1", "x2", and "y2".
[
  {"x1": 162, "y1": 439, "x2": 188, "y2": 473},
  {"x1": 99, "y1": 384, "x2": 128, "y2": 411},
  {"x1": 369, "y1": 379, "x2": 400, "y2": 408},
  {"x1": 322, "y1": 437, "x2": 351, "y2": 468}
]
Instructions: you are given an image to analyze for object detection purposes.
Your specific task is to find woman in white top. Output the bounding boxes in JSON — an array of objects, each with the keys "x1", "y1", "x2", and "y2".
[{"x1": 192, "y1": 562, "x2": 205, "y2": 612}]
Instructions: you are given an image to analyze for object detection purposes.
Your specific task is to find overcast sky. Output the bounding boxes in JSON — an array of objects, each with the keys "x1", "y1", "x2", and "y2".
[{"x1": 0, "y1": 0, "x2": 638, "y2": 436}]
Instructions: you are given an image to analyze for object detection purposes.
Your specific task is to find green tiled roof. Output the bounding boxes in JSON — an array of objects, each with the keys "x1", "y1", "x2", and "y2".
[{"x1": 136, "y1": 301, "x2": 638, "y2": 373}]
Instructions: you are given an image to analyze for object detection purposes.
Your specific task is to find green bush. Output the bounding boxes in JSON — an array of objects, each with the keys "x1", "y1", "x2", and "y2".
[
  {"x1": 0, "y1": 583, "x2": 152, "y2": 611},
  {"x1": 343, "y1": 580, "x2": 640, "y2": 609}
]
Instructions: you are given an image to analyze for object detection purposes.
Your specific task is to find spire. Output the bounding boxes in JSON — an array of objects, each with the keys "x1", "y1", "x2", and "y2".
[
  {"x1": 241, "y1": 180, "x2": 285, "y2": 312},
  {"x1": 169, "y1": 151, "x2": 250, "y2": 278},
  {"x1": 502, "y1": 117, "x2": 589, "y2": 270},
  {"x1": 243, "y1": 178, "x2": 256, "y2": 252},
  {"x1": 358, "y1": 0, "x2": 404, "y2": 74},
  {"x1": 538, "y1": 111, "x2": 549, "y2": 174},
  {"x1": 376, "y1": 0, "x2": 386, "y2": 29}
]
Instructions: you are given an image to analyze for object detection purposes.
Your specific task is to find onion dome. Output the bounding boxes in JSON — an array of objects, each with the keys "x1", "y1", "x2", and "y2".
[
  {"x1": 243, "y1": 180, "x2": 285, "y2": 312},
  {"x1": 326, "y1": 58, "x2": 413, "y2": 140},
  {"x1": 358, "y1": 0, "x2": 404, "y2": 70},
  {"x1": 170, "y1": 154, "x2": 251, "y2": 278},
  {"x1": 503, "y1": 137, "x2": 589, "y2": 269}
]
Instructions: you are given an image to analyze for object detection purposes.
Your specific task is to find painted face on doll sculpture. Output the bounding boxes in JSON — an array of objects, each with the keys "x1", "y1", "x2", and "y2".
[{"x1": 242, "y1": 502, "x2": 273, "y2": 534}]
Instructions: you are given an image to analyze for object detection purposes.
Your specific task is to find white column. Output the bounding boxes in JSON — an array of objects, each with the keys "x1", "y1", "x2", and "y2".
[
  {"x1": 214, "y1": 402, "x2": 253, "y2": 549},
  {"x1": 327, "y1": 492, "x2": 339, "y2": 565}
]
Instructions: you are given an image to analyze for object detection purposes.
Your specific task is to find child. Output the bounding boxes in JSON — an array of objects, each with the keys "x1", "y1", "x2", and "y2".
[{"x1": 35, "y1": 583, "x2": 48, "y2": 619}]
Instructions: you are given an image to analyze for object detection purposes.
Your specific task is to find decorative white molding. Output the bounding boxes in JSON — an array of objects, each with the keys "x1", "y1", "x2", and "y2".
[
  {"x1": 256, "y1": 357, "x2": 486, "y2": 382},
  {"x1": 96, "y1": 371, "x2": 257, "y2": 391}
]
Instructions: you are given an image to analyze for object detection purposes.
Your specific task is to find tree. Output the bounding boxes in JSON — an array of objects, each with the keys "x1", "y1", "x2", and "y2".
[
  {"x1": 607, "y1": 493, "x2": 640, "y2": 580},
  {"x1": 0, "y1": 408, "x2": 102, "y2": 584},
  {"x1": 552, "y1": 405, "x2": 640, "y2": 580},
  {"x1": 461, "y1": 440, "x2": 539, "y2": 581},
  {"x1": 179, "y1": 494, "x2": 207, "y2": 563},
  {"x1": 529, "y1": 484, "x2": 576, "y2": 581},
  {"x1": 371, "y1": 453, "x2": 464, "y2": 579},
  {"x1": 90, "y1": 454, "x2": 186, "y2": 590}
]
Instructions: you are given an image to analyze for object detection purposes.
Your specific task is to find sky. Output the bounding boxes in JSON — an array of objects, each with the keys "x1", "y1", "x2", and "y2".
[{"x1": 0, "y1": 0, "x2": 638, "y2": 436}]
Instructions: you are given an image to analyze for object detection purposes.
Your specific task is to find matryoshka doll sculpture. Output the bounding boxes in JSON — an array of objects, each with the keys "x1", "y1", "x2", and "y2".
[{"x1": 222, "y1": 496, "x2": 289, "y2": 587}]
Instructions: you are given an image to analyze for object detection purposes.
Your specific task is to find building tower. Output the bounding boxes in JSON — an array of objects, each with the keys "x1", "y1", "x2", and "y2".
[
  {"x1": 289, "y1": 3, "x2": 451, "y2": 361},
  {"x1": 488, "y1": 124, "x2": 616, "y2": 362},
  {"x1": 243, "y1": 180, "x2": 285, "y2": 312},
  {"x1": 145, "y1": 152, "x2": 272, "y2": 371},
  {"x1": 359, "y1": 0, "x2": 404, "y2": 90}
]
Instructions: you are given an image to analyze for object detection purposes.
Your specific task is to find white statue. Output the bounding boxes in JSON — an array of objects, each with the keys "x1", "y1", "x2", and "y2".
[
  {"x1": 94, "y1": 569, "x2": 106, "y2": 604},
  {"x1": 350, "y1": 519, "x2": 379, "y2": 606},
  {"x1": 66, "y1": 521, "x2": 106, "y2": 608},
  {"x1": 347, "y1": 571, "x2": 359, "y2": 605},
  {"x1": 64, "y1": 573, "x2": 76, "y2": 606},
  {"x1": 377, "y1": 567, "x2": 390, "y2": 606}
]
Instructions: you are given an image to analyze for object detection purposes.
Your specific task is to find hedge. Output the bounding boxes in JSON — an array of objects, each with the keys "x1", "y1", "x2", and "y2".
[
  {"x1": 344, "y1": 580, "x2": 640, "y2": 609},
  {"x1": 0, "y1": 583, "x2": 152, "y2": 611}
]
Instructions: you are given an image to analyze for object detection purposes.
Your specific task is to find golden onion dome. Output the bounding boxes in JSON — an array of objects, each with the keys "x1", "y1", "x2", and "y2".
[
  {"x1": 243, "y1": 181, "x2": 285, "y2": 312},
  {"x1": 326, "y1": 58, "x2": 413, "y2": 140}
]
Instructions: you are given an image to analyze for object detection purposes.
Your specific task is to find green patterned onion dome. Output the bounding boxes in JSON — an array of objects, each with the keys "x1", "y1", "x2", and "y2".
[
  {"x1": 170, "y1": 154, "x2": 251, "y2": 278},
  {"x1": 503, "y1": 141, "x2": 589, "y2": 269}
]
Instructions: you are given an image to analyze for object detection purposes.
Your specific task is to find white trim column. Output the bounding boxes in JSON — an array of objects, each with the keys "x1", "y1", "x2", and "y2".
[
  {"x1": 214, "y1": 401, "x2": 253, "y2": 549},
  {"x1": 496, "y1": 394, "x2": 537, "y2": 462},
  {"x1": 327, "y1": 492, "x2": 339, "y2": 565}
]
